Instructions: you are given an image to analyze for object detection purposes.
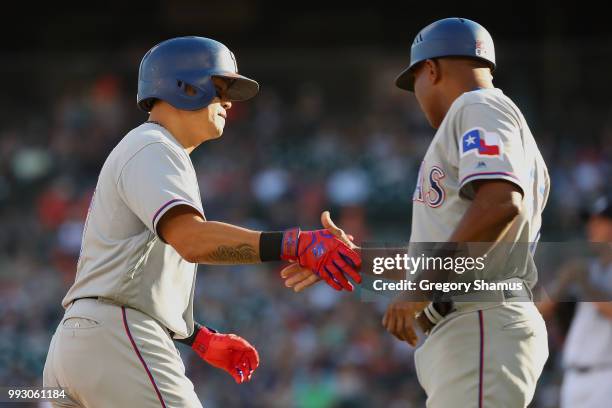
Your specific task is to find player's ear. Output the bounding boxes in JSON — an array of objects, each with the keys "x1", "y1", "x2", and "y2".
[{"x1": 426, "y1": 59, "x2": 442, "y2": 86}]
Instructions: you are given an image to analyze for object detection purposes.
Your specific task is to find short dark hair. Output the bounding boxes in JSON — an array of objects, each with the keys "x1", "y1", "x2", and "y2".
[{"x1": 141, "y1": 98, "x2": 157, "y2": 112}]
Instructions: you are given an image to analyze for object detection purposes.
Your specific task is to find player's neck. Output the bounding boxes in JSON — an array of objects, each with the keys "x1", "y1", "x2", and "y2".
[
  {"x1": 450, "y1": 68, "x2": 494, "y2": 96},
  {"x1": 147, "y1": 111, "x2": 197, "y2": 154},
  {"x1": 443, "y1": 75, "x2": 494, "y2": 115}
]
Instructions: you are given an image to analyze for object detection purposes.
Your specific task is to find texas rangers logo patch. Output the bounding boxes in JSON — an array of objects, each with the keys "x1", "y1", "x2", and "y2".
[{"x1": 461, "y1": 128, "x2": 503, "y2": 157}]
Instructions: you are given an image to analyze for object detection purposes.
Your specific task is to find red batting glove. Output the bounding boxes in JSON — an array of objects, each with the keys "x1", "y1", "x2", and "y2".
[
  {"x1": 192, "y1": 327, "x2": 260, "y2": 384},
  {"x1": 281, "y1": 228, "x2": 362, "y2": 291}
]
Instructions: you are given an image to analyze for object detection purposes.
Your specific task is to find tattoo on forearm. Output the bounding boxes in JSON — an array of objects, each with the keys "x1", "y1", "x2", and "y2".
[{"x1": 207, "y1": 244, "x2": 258, "y2": 264}]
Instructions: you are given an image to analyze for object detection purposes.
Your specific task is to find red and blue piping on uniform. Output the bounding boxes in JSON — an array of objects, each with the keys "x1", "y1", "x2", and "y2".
[
  {"x1": 460, "y1": 171, "x2": 520, "y2": 187},
  {"x1": 478, "y1": 310, "x2": 484, "y2": 408},
  {"x1": 152, "y1": 198, "x2": 197, "y2": 230},
  {"x1": 461, "y1": 128, "x2": 502, "y2": 157},
  {"x1": 122, "y1": 307, "x2": 167, "y2": 408}
]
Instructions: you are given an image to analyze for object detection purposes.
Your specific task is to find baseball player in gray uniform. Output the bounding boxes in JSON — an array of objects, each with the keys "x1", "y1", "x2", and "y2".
[
  {"x1": 43, "y1": 37, "x2": 361, "y2": 408},
  {"x1": 538, "y1": 196, "x2": 612, "y2": 408},
  {"x1": 283, "y1": 18, "x2": 550, "y2": 408}
]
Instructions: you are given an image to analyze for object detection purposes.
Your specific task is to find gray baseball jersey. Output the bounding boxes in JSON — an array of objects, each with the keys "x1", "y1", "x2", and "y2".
[
  {"x1": 410, "y1": 88, "x2": 550, "y2": 286},
  {"x1": 563, "y1": 260, "x2": 612, "y2": 368},
  {"x1": 62, "y1": 122, "x2": 204, "y2": 338}
]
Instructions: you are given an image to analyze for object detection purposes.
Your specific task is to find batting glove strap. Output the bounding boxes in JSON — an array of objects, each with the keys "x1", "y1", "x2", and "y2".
[
  {"x1": 192, "y1": 326, "x2": 214, "y2": 356},
  {"x1": 280, "y1": 227, "x2": 300, "y2": 261},
  {"x1": 174, "y1": 322, "x2": 216, "y2": 347}
]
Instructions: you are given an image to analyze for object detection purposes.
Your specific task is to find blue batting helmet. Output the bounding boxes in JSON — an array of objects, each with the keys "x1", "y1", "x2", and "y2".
[
  {"x1": 137, "y1": 36, "x2": 259, "y2": 112},
  {"x1": 395, "y1": 17, "x2": 496, "y2": 92}
]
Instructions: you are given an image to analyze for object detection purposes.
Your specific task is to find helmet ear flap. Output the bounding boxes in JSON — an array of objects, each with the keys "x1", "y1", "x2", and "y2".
[
  {"x1": 177, "y1": 80, "x2": 198, "y2": 97},
  {"x1": 173, "y1": 77, "x2": 218, "y2": 110}
]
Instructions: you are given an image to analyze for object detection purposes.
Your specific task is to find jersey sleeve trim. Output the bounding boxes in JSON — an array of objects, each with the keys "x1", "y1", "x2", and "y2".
[
  {"x1": 460, "y1": 171, "x2": 520, "y2": 186},
  {"x1": 152, "y1": 198, "x2": 204, "y2": 237},
  {"x1": 459, "y1": 171, "x2": 525, "y2": 197}
]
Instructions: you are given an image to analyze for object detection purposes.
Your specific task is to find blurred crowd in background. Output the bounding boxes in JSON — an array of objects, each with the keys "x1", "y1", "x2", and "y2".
[{"x1": 1, "y1": 22, "x2": 611, "y2": 407}]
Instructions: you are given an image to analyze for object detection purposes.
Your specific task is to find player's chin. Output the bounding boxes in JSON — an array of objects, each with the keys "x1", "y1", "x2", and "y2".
[{"x1": 209, "y1": 124, "x2": 225, "y2": 139}]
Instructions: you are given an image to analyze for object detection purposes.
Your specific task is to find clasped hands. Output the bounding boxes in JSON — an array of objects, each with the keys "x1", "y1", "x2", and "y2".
[
  {"x1": 280, "y1": 212, "x2": 425, "y2": 346},
  {"x1": 280, "y1": 211, "x2": 362, "y2": 291}
]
